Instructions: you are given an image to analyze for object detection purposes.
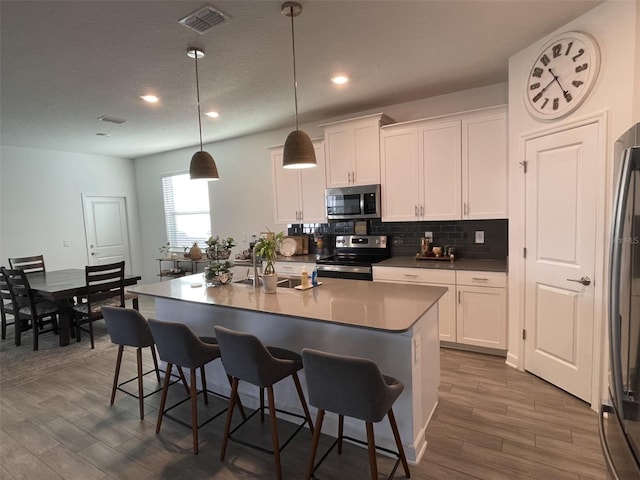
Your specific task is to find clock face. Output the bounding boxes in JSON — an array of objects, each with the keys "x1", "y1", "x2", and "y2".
[{"x1": 525, "y1": 31, "x2": 600, "y2": 120}]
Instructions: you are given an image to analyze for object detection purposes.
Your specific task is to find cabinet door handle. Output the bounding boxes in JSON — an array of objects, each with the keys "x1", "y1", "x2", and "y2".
[
  {"x1": 403, "y1": 274, "x2": 419, "y2": 278},
  {"x1": 458, "y1": 291, "x2": 461, "y2": 304},
  {"x1": 420, "y1": 204, "x2": 424, "y2": 216},
  {"x1": 299, "y1": 210, "x2": 303, "y2": 221},
  {"x1": 351, "y1": 171, "x2": 356, "y2": 184},
  {"x1": 472, "y1": 277, "x2": 489, "y2": 282},
  {"x1": 464, "y1": 202, "x2": 468, "y2": 216},
  {"x1": 415, "y1": 205, "x2": 419, "y2": 216}
]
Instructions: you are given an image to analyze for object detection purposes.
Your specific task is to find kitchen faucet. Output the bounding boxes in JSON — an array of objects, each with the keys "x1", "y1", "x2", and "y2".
[{"x1": 252, "y1": 244, "x2": 262, "y2": 288}]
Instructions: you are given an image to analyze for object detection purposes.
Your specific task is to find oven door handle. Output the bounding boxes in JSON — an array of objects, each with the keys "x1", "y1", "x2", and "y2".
[{"x1": 316, "y1": 264, "x2": 372, "y2": 275}]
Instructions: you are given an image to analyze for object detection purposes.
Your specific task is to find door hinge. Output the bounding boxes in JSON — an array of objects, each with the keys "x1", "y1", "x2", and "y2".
[
  {"x1": 523, "y1": 247, "x2": 527, "y2": 258},
  {"x1": 519, "y1": 160, "x2": 528, "y2": 173},
  {"x1": 522, "y1": 328, "x2": 527, "y2": 340}
]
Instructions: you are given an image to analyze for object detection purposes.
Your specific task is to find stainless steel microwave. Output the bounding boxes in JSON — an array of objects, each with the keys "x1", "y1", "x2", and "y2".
[{"x1": 326, "y1": 184, "x2": 381, "y2": 220}]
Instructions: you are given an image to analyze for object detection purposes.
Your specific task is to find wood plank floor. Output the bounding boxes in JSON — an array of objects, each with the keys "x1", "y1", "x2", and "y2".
[{"x1": 0, "y1": 297, "x2": 608, "y2": 479}]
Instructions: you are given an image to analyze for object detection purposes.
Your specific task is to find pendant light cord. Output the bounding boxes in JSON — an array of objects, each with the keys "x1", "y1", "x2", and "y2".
[
  {"x1": 194, "y1": 53, "x2": 204, "y2": 151},
  {"x1": 289, "y1": 5, "x2": 299, "y2": 132}
]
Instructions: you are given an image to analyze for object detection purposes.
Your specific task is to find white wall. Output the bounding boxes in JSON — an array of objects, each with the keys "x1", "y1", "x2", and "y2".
[
  {"x1": 134, "y1": 83, "x2": 507, "y2": 283},
  {"x1": 0, "y1": 145, "x2": 143, "y2": 275},
  {"x1": 506, "y1": 0, "x2": 639, "y2": 404}
]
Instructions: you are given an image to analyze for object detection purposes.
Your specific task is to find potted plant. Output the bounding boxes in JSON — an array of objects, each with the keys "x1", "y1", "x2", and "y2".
[
  {"x1": 205, "y1": 235, "x2": 236, "y2": 260},
  {"x1": 253, "y1": 230, "x2": 284, "y2": 293},
  {"x1": 203, "y1": 260, "x2": 234, "y2": 287}
]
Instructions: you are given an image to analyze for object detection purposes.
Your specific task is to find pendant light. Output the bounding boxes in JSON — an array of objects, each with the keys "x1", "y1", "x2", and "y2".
[
  {"x1": 187, "y1": 47, "x2": 219, "y2": 180},
  {"x1": 281, "y1": 2, "x2": 316, "y2": 169}
]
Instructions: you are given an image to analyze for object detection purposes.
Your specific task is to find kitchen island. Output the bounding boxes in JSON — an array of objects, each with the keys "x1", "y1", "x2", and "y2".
[{"x1": 127, "y1": 275, "x2": 446, "y2": 463}]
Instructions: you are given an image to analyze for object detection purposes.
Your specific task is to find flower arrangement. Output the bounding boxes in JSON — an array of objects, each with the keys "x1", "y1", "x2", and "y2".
[{"x1": 205, "y1": 236, "x2": 236, "y2": 260}]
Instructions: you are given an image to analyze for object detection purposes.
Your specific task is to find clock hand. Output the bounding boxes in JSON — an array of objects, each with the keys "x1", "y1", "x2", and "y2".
[{"x1": 548, "y1": 68, "x2": 570, "y2": 98}]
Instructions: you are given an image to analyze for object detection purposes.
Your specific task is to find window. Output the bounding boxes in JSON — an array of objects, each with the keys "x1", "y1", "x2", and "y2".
[{"x1": 161, "y1": 173, "x2": 211, "y2": 248}]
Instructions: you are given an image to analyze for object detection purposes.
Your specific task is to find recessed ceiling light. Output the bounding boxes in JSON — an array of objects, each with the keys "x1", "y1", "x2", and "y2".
[
  {"x1": 331, "y1": 75, "x2": 349, "y2": 85},
  {"x1": 205, "y1": 111, "x2": 220, "y2": 118},
  {"x1": 141, "y1": 95, "x2": 159, "y2": 103}
]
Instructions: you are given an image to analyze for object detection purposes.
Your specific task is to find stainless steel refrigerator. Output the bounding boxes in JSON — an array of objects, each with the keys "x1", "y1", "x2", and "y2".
[{"x1": 601, "y1": 122, "x2": 640, "y2": 479}]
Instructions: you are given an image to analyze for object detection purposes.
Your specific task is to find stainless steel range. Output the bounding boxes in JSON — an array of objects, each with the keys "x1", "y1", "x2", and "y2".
[{"x1": 316, "y1": 235, "x2": 390, "y2": 281}]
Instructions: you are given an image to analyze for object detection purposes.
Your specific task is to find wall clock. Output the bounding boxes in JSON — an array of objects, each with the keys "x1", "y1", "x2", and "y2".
[{"x1": 525, "y1": 31, "x2": 600, "y2": 120}]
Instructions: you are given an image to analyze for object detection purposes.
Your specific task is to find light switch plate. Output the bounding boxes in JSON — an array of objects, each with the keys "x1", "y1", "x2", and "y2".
[
  {"x1": 475, "y1": 231, "x2": 485, "y2": 244},
  {"x1": 424, "y1": 231, "x2": 433, "y2": 241}
]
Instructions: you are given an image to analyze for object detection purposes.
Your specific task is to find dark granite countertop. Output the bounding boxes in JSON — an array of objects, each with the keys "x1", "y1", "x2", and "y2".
[{"x1": 377, "y1": 256, "x2": 507, "y2": 272}]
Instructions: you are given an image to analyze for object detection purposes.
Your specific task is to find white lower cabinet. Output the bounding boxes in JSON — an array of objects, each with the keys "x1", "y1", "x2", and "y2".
[
  {"x1": 373, "y1": 267, "x2": 457, "y2": 342},
  {"x1": 455, "y1": 271, "x2": 507, "y2": 349},
  {"x1": 373, "y1": 266, "x2": 507, "y2": 349},
  {"x1": 274, "y1": 261, "x2": 316, "y2": 279}
]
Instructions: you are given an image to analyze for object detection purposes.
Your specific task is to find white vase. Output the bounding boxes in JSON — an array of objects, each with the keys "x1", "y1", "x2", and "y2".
[{"x1": 262, "y1": 274, "x2": 278, "y2": 294}]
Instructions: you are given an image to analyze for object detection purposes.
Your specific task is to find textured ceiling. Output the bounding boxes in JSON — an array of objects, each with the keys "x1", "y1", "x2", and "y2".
[{"x1": 0, "y1": 0, "x2": 602, "y2": 159}]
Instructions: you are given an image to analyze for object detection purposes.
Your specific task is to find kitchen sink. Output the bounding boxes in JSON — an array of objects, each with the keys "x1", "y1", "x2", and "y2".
[{"x1": 233, "y1": 277, "x2": 302, "y2": 289}]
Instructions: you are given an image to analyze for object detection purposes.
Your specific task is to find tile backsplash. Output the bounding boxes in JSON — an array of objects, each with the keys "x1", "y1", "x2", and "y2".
[{"x1": 288, "y1": 219, "x2": 508, "y2": 260}]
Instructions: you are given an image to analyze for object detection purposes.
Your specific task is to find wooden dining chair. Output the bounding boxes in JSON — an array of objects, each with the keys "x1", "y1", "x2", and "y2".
[
  {"x1": 1, "y1": 267, "x2": 59, "y2": 350},
  {"x1": 0, "y1": 271, "x2": 16, "y2": 342},
  {"x1": 72, "y1": 261, "x2": 125, "y2": 349},
  {"x1": 8, "y1": 255, "x2": 46, "y2": 274}
]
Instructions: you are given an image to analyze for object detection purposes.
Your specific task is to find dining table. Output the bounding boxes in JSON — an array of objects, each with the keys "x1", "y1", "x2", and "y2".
[{"x1": 27, "y1": 268, "x2": 142, "y2": 346}]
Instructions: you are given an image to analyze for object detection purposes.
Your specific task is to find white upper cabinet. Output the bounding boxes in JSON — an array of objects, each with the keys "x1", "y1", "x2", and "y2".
[
  {"x1": 323, "y1": 113, "x2": 393, "y2": 187},
  {"x1": 271, "y1": 140, "x2": 326, "y2": 224},
  {"x1": 380, "y1": 126, "x2": 419, "y2": 221},
  {"x1": 381, "y1": 106, "x2": 507, "y2": 221},
  {"x1": 421, "y1": 120, "x2": 462, "y2": 220},
  {"x1": 462, "y1": 110, "x2": 508, "y2": 219}
]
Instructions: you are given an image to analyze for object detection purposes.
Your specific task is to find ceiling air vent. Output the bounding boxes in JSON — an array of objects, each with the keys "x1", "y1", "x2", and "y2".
[
  {"x1": 179, "y1": 5, "x2": 228, "y2": 34},
  {"x1": 97, "y1": 115, "x2": 127, "y2": 124}
]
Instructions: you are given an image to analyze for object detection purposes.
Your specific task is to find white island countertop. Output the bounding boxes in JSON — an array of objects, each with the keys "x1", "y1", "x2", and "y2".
[{"x1": 128, "y1": 275, "x2": 446, "y2": 333}]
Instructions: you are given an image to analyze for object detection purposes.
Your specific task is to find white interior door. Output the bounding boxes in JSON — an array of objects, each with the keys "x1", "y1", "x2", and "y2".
[
  {"x1": 524, "y1": 122, "x2": 599, "y2": 402},
  {"x1": 82, "y1": 195, "x2": 132, "y2": 272}
]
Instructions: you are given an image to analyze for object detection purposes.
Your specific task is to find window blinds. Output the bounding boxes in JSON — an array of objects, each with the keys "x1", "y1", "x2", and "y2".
[{"x1": 161, "y1": 173, "x2": 212, "y2": 248}]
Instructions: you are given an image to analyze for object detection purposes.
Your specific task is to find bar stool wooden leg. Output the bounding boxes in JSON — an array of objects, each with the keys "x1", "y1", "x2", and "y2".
[
  {"x1": 176, "y1": 366, "x2": 190, "y2": 395},
  {"x1": 338, "y1": 414, "x2": 344, "y2": 454},
  {"x1": 156, "y1": 363, "x2": 173, "y2": 434},
  {"x1": 190, "y1": 368, "x2": 199, "y2": 454},
  {"x1": 388, "y1": 408, "x2": 410, "y2": 478},
  {"x1": 220, "y1": 377, "x2": 239, "y2": 461},
  {"x1": 136, "y1": 347, "x2": 145, "y2": 419},
  {"x1": 267, "y1": 386, "x2": 282, "y2": 480},
  {"x1": 200, "y1": 367, "x2": 208, "y2": 405},
  {"x1": 260, "y1": 387, "x2": 265, "y2": 422},
  {"x1": 150, "y1": 346, "x2": 161, "y2": 383},
  {"x1": 305, "y1": 409, "x2": 325, "y2": 480},
  {"x1": 227, "y1": 374, "x2": 247, "y2": 419},
  {"x1": 292, "y1": 372, "x2": 314, "y2": 434},
  {"x1": 365, "y1": 422, "x2": 378, "y2": 480},
  {"x1": 110, "y1": 345, "x2": 124, "y2": 405}
]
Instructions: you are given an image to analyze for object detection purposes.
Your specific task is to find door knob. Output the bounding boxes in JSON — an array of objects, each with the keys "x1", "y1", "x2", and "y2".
[{"x1": 566, "y1": 276, "x2": 591, "y2": 286}]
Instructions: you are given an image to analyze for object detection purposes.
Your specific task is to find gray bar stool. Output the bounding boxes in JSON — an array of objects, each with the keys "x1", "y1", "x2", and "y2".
[
  {"x1": 102, "y1": 306, "x2": 174, "y2": 420},
  {"x1": 148, "y1": 319, "x2": 245, "y2": 454},
  {"x1": 301, "y1": 348, "x2": 410, "y2": 480},
  {"x1": 214, "y1": 326, "x2": 314, "y2": 480}
]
